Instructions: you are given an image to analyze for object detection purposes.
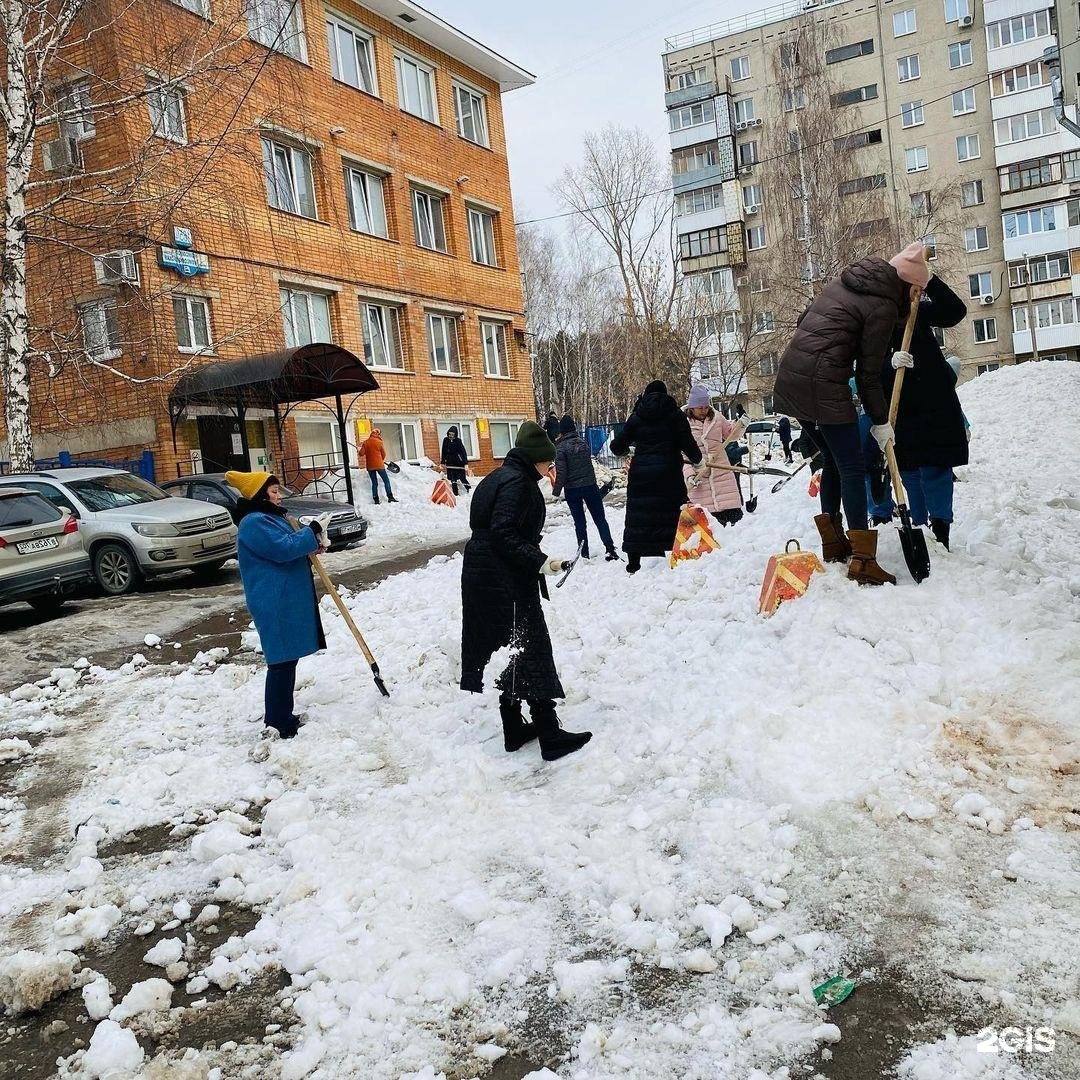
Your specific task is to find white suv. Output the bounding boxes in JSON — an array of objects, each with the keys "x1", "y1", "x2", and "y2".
[{"x1": 0, "y1": 468, "x2": 237, "y2": 595}]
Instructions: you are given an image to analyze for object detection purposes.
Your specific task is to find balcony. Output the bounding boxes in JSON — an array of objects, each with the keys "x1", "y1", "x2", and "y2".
[
  {"x1": 665, "y1": 81, "x2": 717, "y2": 109},
  {"x1": 671, "y1": 120, "x2": 719, "y2": 151},
  {"x1": 1013, "y1": 322, "x2": 1080, "y2": 353},
  {"x1": 676, "y1": 205, "x2": 729, "y2": 234},
  {"x1": 681, "y1": 251, "x2": 732, "y2": 274},
  {"x1": 673, "y1": 162, "x2": 724, "y2": 193}
]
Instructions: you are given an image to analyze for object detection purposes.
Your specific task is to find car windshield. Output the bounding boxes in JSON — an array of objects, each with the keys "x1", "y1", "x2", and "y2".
[
  {"x1": 67, "y1": 473, "x2": 169, "y2": 511},
  {"x1": 0, "y1": 493, "x2": 61, "y2": 529},
  {"x1": 224, "y1": 484, "x2": 294, "y2": 498}
]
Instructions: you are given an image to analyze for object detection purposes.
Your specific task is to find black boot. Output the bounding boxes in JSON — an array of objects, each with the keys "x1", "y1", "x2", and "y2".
[
  {"x1": 530, "y1": 699, "x2": 591, "y2": 762},
  {"x1": 626, "y1": 553, "x2": 641, "y2": 575},
  {"x1": 930, "y1": 518, "x2": 950, "y2": 550},
  {"x1": 265, "y1": 716, "x2": 299, "y2": 739},
  {"x1": 373, "y1": 493, "x2": 380, "y2": 505},
  {"x1": 387, "y1": 493, "x2": 398, "y2": 503},
  {"x1": 499, "y1": 694, "x2": 537, "y2": 753},
  {"x1": 605, "y1": 547, "x2": 620, "y2": 562}
]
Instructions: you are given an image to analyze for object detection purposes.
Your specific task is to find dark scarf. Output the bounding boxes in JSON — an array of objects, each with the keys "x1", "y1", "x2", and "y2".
[{"x1": 235, "y1": 497, "x2": 289, "y2": 523}]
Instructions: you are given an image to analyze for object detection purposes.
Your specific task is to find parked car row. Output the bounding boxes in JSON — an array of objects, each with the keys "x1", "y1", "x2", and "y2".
[{"x1": 0, "y1": 467, "x2": 367, "y2": 613}]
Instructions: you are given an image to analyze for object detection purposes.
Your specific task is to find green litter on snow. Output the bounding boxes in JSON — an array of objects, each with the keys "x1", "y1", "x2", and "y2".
[{"x1": 813, "y1": 976, "x2": 857, "y2": 1007}]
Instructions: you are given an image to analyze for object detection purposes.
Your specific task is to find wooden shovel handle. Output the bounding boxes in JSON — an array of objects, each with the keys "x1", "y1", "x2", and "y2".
[
  {"x1": 309, "y1": 552, "x2": 377, "y2": 666},
  {"x1": 690, "y1": 418, "x2": 747, "y2": 485},
  {"x1": 889, "y1": 282, "x2": 924, "y2": 427}
]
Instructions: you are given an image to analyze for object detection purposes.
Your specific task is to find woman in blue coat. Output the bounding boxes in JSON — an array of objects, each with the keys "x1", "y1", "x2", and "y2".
[{"x1": 225, "y1": 471, "x2": 332, "y2": 738}]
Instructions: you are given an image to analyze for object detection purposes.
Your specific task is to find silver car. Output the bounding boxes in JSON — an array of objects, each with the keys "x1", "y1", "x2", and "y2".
[{"x1": 0, "y1": 468, "x2": 237, "y2": 595}]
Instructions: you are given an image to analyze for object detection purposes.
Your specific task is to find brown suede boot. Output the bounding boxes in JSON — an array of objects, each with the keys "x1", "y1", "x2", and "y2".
[
  {"x1": 814, "y1": 513, "x2": 853, "y2": 564},
  {"x1": 847, "y1": 529, "x2": 897, "y2": 586}
]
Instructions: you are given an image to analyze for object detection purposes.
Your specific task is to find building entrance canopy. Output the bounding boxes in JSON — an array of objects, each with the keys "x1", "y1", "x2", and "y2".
[{"x1": 168, "y1": 343, "x2": 380, "y2": 505}]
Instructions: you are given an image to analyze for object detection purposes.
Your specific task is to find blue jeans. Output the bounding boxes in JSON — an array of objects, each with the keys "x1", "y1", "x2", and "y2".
[
  {"x1": 564, "y1": 484, "x2": 615, "y2": 557},
  {"x1": 802, "y1": 421, "x2": 868, "y2": 531},
  {"x1": 870, "y1": 467, "x2": 954, "y2": 525},
  {"x1": 265, "y1": 659, "x2": 298, "y2": 731},
  {"x1": 369, "y1": 468, "x2": 392, "y2": 499}
]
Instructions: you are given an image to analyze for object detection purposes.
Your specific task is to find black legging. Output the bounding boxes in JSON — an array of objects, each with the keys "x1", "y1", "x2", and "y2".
[
  {"x1": 265, "y1": 660, "x2": 298, "y2": 730},
  {"x1": 801, "y1": 421, "x2": 868, "y2": 531}
]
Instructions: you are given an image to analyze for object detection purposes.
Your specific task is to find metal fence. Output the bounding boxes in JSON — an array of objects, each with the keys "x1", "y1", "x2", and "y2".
[{"x1": 0, "y1": 448, "x2": 156, "y2": 483}]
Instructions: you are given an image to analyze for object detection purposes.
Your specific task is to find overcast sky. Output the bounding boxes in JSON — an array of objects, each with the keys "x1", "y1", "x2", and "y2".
[{"x1": 451, "y1": 0, "x2": 764, "y2": 234}]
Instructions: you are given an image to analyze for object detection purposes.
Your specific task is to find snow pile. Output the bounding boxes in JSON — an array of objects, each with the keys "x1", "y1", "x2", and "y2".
[
  {"x1": 0, "y1": 949, "x2": 77, "y2": 1015},
  {"x1": 80, "y1": 1018, "x2": 144, "y2": 1078}
]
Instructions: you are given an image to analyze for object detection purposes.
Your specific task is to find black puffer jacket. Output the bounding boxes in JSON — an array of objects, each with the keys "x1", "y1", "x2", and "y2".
[
  {"x1": 553, "y1": 432, "x2": 597, "y2": 496},
  {"x1": 774, "y1": 258, "x2": 908, "y2": 426},
  {"x1": 460, "y1": 448, "x2": 564, "y2": 701},
  {"x1": 883, "y1": 275, "x2": 970, "y2": 470},
  {"x1": 441, "y1": 435, "x2": 469, "y2": 469},
  {"x1": 610, "y1": 389, "x2": 702, "y2": 556}
]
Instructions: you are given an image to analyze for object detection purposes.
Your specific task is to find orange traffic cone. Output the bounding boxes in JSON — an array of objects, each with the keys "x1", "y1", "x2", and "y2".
[
  {"x1": 669, "y1": 505, "x2": 721, "y2": 568},
  {"x1": 431, "y1": 478, "x2": 457, "y2": 507}
]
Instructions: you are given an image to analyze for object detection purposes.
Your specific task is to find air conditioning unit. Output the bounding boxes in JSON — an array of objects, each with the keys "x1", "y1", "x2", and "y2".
[
  {"x1": 745, "y1": 204, "x2": 761, "y2": 215},
  {"x1": 980, "y1": 294, "x2": 994, "y2": 306},
  {"x1": 736, "y1": 276, "x2": 750, "y2": 287},
  {"x1": 748, "y1": 117, "x2": 763, "y2": 128},
  {"x1": 738, "y1": 165, "x2": 755, "y2": 176},
  {"x1": 94, "y1": 250, "x2": 139, "y2": 286},
  {"x1": 959, "y1": 13, "x2": 974, "y2": 28},
  {"x1": 736, "y1": 120, "x2": 751, "y2": 132},
  {"x1": 42, "y1": 136, "x2": 80, "y2": 172}
]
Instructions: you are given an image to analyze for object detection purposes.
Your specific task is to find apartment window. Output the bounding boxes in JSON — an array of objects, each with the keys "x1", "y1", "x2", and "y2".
[
  {"x1": 910, "y1": 191, "x2": 931, "y2": 216},
  {"x1": 1065, "y1": 151, "x2": 1080, "y2": 181},
  {"x1": 395, "y1": 53, "x2": 438, "y2": 123},
  {"x1": 675, "y1": 66, "x2": 706, "y2": 90},
  {"x1": 905, "y1": 146, "x2": 929, "y2": 172},
  {"x1": 923, "y1": 234, "x2": 937, "y2": 259},
  {"x1": 994, "y1": 108, "x2": 1057, "y2": 145},
  {"x1": 481, "y1": 320, "x2": 509, "y2": 377},
  {"x1": 489, "y1": 421, "x2": 523, "y2": 459},
  {"x1": 977, "y1": 363, "x2": 1000, "y2": 375},
  {"x1": 730, "y1": 56, "x2": 751, "y2": 81},
  {"x1": 1008, "y1": 252, "x2": 1069, "y2": 285},
  {"x1": 779, "y1": 41, "x2": 800, "y2": 68},
  {"x1": 679, "y1": 227, "x2": 727, "y2": 259},
  {"x1": 1002, "y1": 206, "x2": 1056, "y2": 237},
  {"x1": 952, "y1": 88, "x2": 976, "y2": 115},
  {"x1": 964, "y1": 225, "x2": 989, "y2": 251},
  {"x1": 987, "y1": 11, "x2": 1051, "y2": 49},
  {"x1": 412, "y1": 188, "x2": 447, "y2": 252},
  {"x1": 944, "y1": 0, "x2": 971, "y2": 21},
  {"x1": 702, "y1": 269, "x2": 734, "y2": 297},
  {"x1": 782, "y1": 86, "x2": 807, "y2": 112},
  {"x1": 344, "y1": 166, "x2": 388, "y2": 237},
  {"x1": 833, "y1": 84, "x2": 878, "y2": 107},
  {"x1": 897, "y1": 54, "x2": 921, "y2": 82},
  {"x1": 147, "y1": 80, "x2": 186, "y2": 143},
  {"x1": 247, "y1": 0, "x2": 306, "y2": 61},
  {"x1": 758, "y1": 352, "x2": 778, "y2": 376},
  {"x1": 948, "y1": 41, "x2": 972, "y2": 69},
  {"x1": 436, "y1": 421, "x2": 477, "y2": 459},
  {"x1": 835, "y1": 129, "x2": 883, "y2": 151},
  {"x1": 1070, "y1": 198, "x2": 1080, "y2": 226},
  {"x1": 427, "y1": 313, "x2": 461, "y2": 373},
  {"x1": 839, "y1": 173, "x2": 886, "y2": 196},
  {"x1": 262, "y1": 138, "x2": 317, "y2": 219},
  {"x1": 670, "y1": 101, "x2": 714, "y2": 130},
  {"x1": 676, "y1": 184, "x2": 724, "y2": 215},
  {"x1": 738, "y1": 141, "x2": 759, "y2": 168},
  {"x1": 359, "y1": 302, "x2": 403, "y2": 370},
  {"x1": 961, "y1": 179, "x2": 984, "y2": 206},
  {"x1": 901, "y1": 100, "x2": 924, "y2": 128},
  {"x1": 743, "y1": 184, "x2": 763, "y2": 210},
  {"x1": 81, "y1": 301, "x2": 120, "y2": 361},
  {"x1": 993, "y1": 62, "x2": 1046, "y2": 96},
  {"x1": 454, "y1": 82, "x2": 489, "y2": 146},
  {"x1": 826, "y1": 39, "x2": 874, "y2": 64},
  {"x1": 467, "y1": 207, "x2": 498, "y2": 267},
  {"x1": 326, "y1": 17, "x2": 376, "y2": 94},
  {"x1": 956, "y1": 134, "x2": 980, "y2": 162},
  {"x1": 734, "y1": 98, "x2": 756, "y2": 124},
  {"x1": 893, "y1": 9, "x2": 917, "y2": 36},
  {"x1": 968, "y1": 272, "x2": 992, "y2": 299},
  {"x1": 170, "y1": 0, "x2": 209, "y2": 14},
  {"x1": 54, "y1": 81, "x2": 95, "y2": 139},
  {"x1": 1000, "y1": 157, "x2": 1054, "y2": 192},
  {"x1": 973, "y1": 318, "x2": 997, "y2": 343},
  {"x1": 281, "y1": 288, "x2": 332, "y2": 347},
  {"x1": 672, "y1": 142, "x2": 718, "y2": 174},
  {"x1": 372, "y1": 420, "x2": 421, "y2": 462},
  {"x1": 173, "y1": 295, "x2": 211, "y2": 353},
  {"x1": 746, "y1": 225, "x2": 767, "y2": 251},
  {"x1": 754, "y1": 312, "x2": 775, "y2": 333}
]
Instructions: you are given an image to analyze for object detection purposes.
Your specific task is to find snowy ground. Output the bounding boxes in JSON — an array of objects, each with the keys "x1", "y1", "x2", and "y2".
[{"x1": 1, "y1": 363, "x2": 1078, "y2": 1080}]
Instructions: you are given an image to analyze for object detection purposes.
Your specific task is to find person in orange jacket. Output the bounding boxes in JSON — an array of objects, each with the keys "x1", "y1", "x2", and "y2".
[{"x1": 362, "y1": 429, "x2": 396, "y2": 504}]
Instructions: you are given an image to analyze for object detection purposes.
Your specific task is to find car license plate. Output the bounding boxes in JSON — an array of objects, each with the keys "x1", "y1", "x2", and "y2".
[
  {"x1": 337, "y1": 523, "x2": 363, "y2": 535},
  {"x1": 17, "y1": 536, "x2": 59, "y2": 554}
]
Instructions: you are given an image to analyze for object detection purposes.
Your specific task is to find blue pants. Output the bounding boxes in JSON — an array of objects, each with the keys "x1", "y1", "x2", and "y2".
[
  {"x1": 369, "y1": 468, "x2": 392, "y2": 499},
  {"x1": 564, "y1": 483, "x2": 615, "y2": 557},
  {"x1": 265, "y1": 659, "x2": 298, "y2": 731},
  {"x1": 870, "y1": 467, "x2": 954, "y2": 526},
  {"x1": 801, "y1": 420, "x2": 868, "y2": 531}
]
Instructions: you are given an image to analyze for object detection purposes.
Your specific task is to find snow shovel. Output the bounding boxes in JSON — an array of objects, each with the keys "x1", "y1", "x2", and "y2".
[
  {"x1": 555, "y1": 540, "x2": 585, "y2": 588},
  {"x1": 746, "y1": 455, "x2": 758, "y2": 513},
  {"x1": 884, "y1": 283, "x2": 931, "y2": 584},
  {"x1": 771, "y1": 460, "x2": 809, "y2": 494}
]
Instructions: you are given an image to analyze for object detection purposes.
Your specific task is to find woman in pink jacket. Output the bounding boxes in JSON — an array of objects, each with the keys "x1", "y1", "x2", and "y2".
[{"x1": 683, "y1": 386, "x2": 744, "y2": 526}]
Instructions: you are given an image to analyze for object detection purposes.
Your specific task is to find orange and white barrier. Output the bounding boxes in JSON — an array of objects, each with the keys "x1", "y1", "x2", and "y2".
[
  {"x1": 757, "y1": 540, "x2": 825, "y2": 616},
  {"x1": 430, "y1": 478, "x2": 457, "y2": 507},
  {"x1": 669, "y1": 505, "x2": 721, "y2": 568}
]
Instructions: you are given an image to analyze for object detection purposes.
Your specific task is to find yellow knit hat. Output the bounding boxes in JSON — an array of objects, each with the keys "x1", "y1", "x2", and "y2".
[{"x1": 224, "y1": 470, "x2": 275, "y2": 500}]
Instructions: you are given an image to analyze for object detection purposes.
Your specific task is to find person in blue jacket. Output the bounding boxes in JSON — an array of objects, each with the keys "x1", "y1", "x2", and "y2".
[{"x1": 225, "y1": 471, "x2": 334, "y2": 739}]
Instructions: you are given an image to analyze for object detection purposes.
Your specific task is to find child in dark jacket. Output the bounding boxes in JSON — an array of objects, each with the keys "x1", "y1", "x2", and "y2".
[{"x1": 553, "y1": 415, "x2": 618, "y2": 561}]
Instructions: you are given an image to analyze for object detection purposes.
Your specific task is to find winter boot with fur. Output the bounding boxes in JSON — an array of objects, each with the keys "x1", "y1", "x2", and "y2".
[
  {"x1": 814, "y1": 513, "x2": 853, "y2": 564},
  {"x1": 846, "y1": 529, "x2": 897, "y2": 586},
  {"x1": 499, "y1": 694, "x2": 537, "y2": 753},
  {"x1": 930, "y1": 518, "x2": 950, "y2": 550},
  {"x1": 530, "y1": 700, "x2": 592, "y2": 761}
]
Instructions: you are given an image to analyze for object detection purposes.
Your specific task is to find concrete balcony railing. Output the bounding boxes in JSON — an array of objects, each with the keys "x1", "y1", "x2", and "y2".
[
  {"x1": 673, "y1": 162, "x2": 725, "y2": 193},
  {"x1": 665, "y1": 81, "x2": 718, "y2": 109}
]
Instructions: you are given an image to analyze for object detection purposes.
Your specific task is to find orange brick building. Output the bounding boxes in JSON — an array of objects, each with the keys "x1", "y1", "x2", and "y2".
[{"x1": 8, "y1": 0, "x2": 537, "y2": 494}]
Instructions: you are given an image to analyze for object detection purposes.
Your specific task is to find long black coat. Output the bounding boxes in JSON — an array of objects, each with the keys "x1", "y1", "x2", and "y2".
[
  {"x1": 441, "y1": 436, "x2": 469, "y2": 468},
  {"x1": 460, "y1": 448, "x2": 564, "y2": 701},
  {"x1": 883, "y1": 275, "x2": 970, "y2": 470},
  {"x1": 610, "y1": 391, "x2": 702, "y2": 556}
]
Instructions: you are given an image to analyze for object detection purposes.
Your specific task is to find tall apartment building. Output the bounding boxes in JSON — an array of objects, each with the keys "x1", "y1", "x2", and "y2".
[
  {"x1": 2, "y1": 0, "x2": 535, "y2": 488},
  {"x1": 663, "y1": 0, "x2": 1080, "y2": 417}
]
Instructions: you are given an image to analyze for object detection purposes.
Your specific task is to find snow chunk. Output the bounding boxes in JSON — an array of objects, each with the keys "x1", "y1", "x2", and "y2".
[
  {"x1": 143, "y1": 937, "x2": 183, "y2": 967},
  {"x1": 281, "y1": 1036, "x2": 325, "y2": 1080},
  {"x1": 172, "y1": 900, "x2": 192, "y2": 922},
  {"x1": 109, "y1": 977, "x2": 173, "y2": 1022},
  {"x1": 475, "y1": 1043, "x2": 507, "y2": 1061},
  {"x1": 0, "y1": 738, "x2": 33, "y2": 763},
  {"x1": 450, "y1": 887, "x2": 493, "y2": 924},
  {"x1": 66, "y1": 857, "x2": 104, "y2": 892},
  {"x1": 190, "y1": 821, "x2": 252, "y2": 863},
  {"x1": 552, "y1": 958, "x2": 629, "y2": 1001},
  {"x1": 82, "y1": 1019, "x2": 145, "y2": 1078},
  {"x1": 690, "y1": 904, "x2": 733, "y2": 948},
  {"x1": 261, "y1": 791, "x2": 313, "y2": 839},
  {"x1": 143, "y1": 634, "x2": 163, "y2": 648},
  {"x1": 0, "y1": 949, "x2": 77, "y2": 1014},
  {"x1": 682, "y1": 948, "x2": 718, "y2": 973},
  {"x1": 53, "y1": 904, "x2": 121, "y2": 951},
  {"x1": 639, "y1": 886, "x2": 676, "y2": 921},
  {"x1": 747, "y1": 923, "x2": 781, "y2": 946},
  {"x1": 82, "y1": 975, "x2": 113, "y2": 1021}
]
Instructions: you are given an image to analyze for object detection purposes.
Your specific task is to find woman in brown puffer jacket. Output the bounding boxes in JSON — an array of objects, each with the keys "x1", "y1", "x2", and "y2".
[{"x1": 773, "y1": 242, "x2": 929, "y2": 585}]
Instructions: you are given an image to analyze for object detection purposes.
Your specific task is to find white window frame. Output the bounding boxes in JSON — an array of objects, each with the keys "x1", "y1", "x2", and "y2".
[
  {"x1": 952, "y1": 87, "x2": 976, "y2": 116},
  {"x1": 948, "y1": 41, "x2": 973, "y2": 69},
  {"x1": 964, "y1": 225, "x2": 989, "y2": 251},
  {"x1": 742, "y1": 183, "x2": 763, "y2": 209},
  {"x1": 262, "y1": 138, "x2": 317, "y2": 219},
  {"x1": 81, "y1": 300, "x2": 121, "y2": 361},
  {"x1": 973, "y1": 317, "x2": 997, "y2": 343},
  {"x1": 1003, "y1": 206, "x2": 1057, "y2": 238},
  {"x1": 961, "y1": 179, "x2": 984, "y2": 206},
  {"x1": 897, "y1": 54, "x2": 921, "y2": 82},
  {"x1": 669, "y1": 101, "x2": 715, "y2": 131},
  {"x1": 944, "y1": 0, "x2": 971, "y2": 23},
  {"x1": 994, "y1": 107, "x2": 1057, "y2": 146},
  {"x1": 247, "y1": 0, "x2": 307, "y2": 61},
  {"x1": 956, "y1": 133, "x2": 980, "y2": 162},
  {"x1": 746, "y1": 224, "x2": 766, "y2": 250},
  {"x1": 395, "y1": 51, "x2": 438, "y2": 123},
  {"x1": 359, "y1": 301, "x2": 403, "y2": 371},
  {"x1": 281, "y1": 288, "x2": 332, "y2": 347},
  {"x1": 370, "y1": 418, "x2": 422, "y2": 462},
  {"x1": 893, "y1": 9, "x2": 917, "y2": 36},
  {"x1": 754, "y1": 311, "x2": 775, "y2": 333},
  {"x1": 987, "y1": 10, "x2": 1051, "y2": 50},
  {"x1": 413, "y1": 188, "x2": 448, "y2": 252},
  {"x1": 734, "y1": 97, "x2": 756, "y2": 124},
  {"x1": 326, "y1": 15, "x2": 378, "y2": 96},
  {"x1": 453, "y1": 81, "x2": 489, "y2": 147},
  {"x1": 900, "y1": 100, "x2": 924, "y2": 128},
  {"x1": 905, "y1": 145, "x2": 929, "y2": 172},
  {"x1": 55, "y1": 80, "x2": 94, "y2": 139},
  {"x1": 489, "y1": 420, "x2": 523, "y2": 460},
  {"x1": 427, "y1": 312, "x2": 461, "y2": 374},
  {"x1": 675, "y1": 67, "x2": 706, "y2": 90},
  {"x1": 344, "y1": 165, "x2": 388, "y2": 237},
  {"x1": 147, "y1": 78, "x2": 187, "y2": 144},
  {"x1": 995, "y1": 62, "x2": 1046, "y2": 97},
  {"x1": 480, "y1": 319, "x2": 510, "y2": 378},
  {"x1": 977, "y1": 363, "x2": 1000, "y2": 375},
  {"x1": 675, "y1": 184, "x2": 724, "y2": 216},
  {"x1": 968, "y1": 272, "x2": 992, "y2": 299},
  {"x1": 173, "y1": 294, "x2": 212, "y2": 353},
  {"x1": 730, "y1": 56, "x2": 750, "y2": 81},
  {"x1": 468, "y1": 206, "x2": 498, "y2": 267},
  {"x1": 437, "y1": 420, "x2": 478, "y2": 460}
]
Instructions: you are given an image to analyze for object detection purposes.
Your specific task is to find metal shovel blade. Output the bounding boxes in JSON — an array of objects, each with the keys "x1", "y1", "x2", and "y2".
[
  {"x1": 896, "y1": 505, "x2": 931, "y2": 584},
  {"x1": 746, "y1": 495, "x2": 758, "y2": 513}
]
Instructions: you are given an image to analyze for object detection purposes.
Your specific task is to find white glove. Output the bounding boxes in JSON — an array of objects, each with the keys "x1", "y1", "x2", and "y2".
[
  {"x1": 309, "y1": 512, "x2": 336, "y2": 537},
  {"x1": 891, "y1": 350, "x2": 914, "y2": 370},
  {"x1": 541, "y1": 557, "x2": 567, "y2": 575},
  {"x1": 870, "y1": 423, "x2": 895, "y2": 451}
]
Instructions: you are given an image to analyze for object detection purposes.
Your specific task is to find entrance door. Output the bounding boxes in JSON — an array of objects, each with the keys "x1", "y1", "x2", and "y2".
[{"x1": 197, "y1": 416, "x2": 247, "y2": 472}]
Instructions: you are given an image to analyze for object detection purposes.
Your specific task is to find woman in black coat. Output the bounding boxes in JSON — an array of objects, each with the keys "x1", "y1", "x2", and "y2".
[
  {"x1": 460, "y1": 422, "x2": 591, "y2": 762},
  {"x1": 880, "y1": 274, "x2": 969, "y2": 549},
  {"x1": 441, "y1": 426, "x2": 471, "y2": 495},
  {"x1": 610, "y1": 380, "x2": 702, "y2": 573}
]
